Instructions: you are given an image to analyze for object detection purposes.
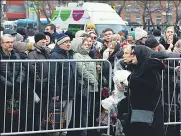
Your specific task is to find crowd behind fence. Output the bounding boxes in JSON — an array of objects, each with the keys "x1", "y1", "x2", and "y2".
[
  {"x1": 0, "y1": 59, "x2": 112, "y2": 136},
  {"x1": 0, "y1": 58, "x2": 180, "y2": 135}
]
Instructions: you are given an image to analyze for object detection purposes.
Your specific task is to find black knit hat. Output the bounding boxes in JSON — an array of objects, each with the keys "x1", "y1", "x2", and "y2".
[
  {"x1": 44, "y1": 32, "x2": 51, "y2": 38},
  {"x1": 153, "y1": 29, "x2": 161, "y2": 37},
  {"x1": 145, "y1": 35, "x2": 159, "y2": 49},
  {"x1": 34, "y1": 32, "x2": 46, "y2": 43}
]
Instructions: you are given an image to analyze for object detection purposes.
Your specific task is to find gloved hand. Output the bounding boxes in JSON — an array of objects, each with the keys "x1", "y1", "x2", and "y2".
[
  {"x1": 6, "y1": 81, "x2": 13, "y2": 87},
  {"x1": 36, "y1": 78, "x2": 48, "y2": 84}
]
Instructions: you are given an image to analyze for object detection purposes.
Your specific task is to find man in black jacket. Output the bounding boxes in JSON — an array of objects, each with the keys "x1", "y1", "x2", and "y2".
[
  {"x1": 28, "y1": 32, "x2": 50, "y2": 132},
  {"x1": 0, "y1": 34, "x2": 26, "y2": 133},
  {"x1": 50, "y1": 34, "x2": 76, "y2": 135}
]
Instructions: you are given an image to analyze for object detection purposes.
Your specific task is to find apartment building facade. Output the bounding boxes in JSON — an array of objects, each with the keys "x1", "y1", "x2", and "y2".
[{"x1": 119, "y1": 1, "x2": 181, "y2": 25}]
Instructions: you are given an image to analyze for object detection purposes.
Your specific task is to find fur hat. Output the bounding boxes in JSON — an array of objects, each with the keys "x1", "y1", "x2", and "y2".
[
  {"x1": 13, "y1": 42, "x2": 28, "y2": 52},
  {"x1": 34, "y1": 32, "x2": 46, "y2": 43},
  {"x1": 75, "y1": 30, "x2": 87, "y2": 38},
  {"x1": 135, "y1": 27, "x2": 148, "y2": 41}
]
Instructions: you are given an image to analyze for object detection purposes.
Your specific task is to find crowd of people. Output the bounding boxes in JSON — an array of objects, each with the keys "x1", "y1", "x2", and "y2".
[{"x1": 0, "y1": 23, "x2": 181, "y2": 136}]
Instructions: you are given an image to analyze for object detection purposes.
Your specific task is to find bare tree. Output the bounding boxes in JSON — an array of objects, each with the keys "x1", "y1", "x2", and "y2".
[
  {"x1": 172, "y1": 1, "x2": 181, "y2": 26},
  {"x1": 116, "y1": 1, "x2": 127, "y2": 15},
  {"x1": 29, "y1": 0, "x2": 54, "y2": 32},
  {"x1": 136, "y1": 1, "x2": 161, "y2": 30}
]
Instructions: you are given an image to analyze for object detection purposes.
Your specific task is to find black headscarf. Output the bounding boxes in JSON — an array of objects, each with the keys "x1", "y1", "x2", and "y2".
[
  {"x1": 132, "y1": 45, "x2": 164, "y2": 76},
  {"x1": 132, "y1": 45, "x2": 151, "y2": 67}
]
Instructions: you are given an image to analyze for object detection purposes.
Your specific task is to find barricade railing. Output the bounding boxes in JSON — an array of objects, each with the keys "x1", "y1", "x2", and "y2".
[
  {"x1": 116, "y1": 58, "x2": 181, "y2": 132},
  {"x1": 0, "y1": 59, "x2": 112, "y2": 135}
]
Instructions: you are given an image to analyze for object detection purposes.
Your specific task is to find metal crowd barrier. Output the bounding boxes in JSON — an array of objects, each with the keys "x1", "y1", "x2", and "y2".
[
  {"x1": 116, "y1": 58, "x2": 181, "y2": 133},
  {"x1": 0, "y1": 59, "x2": 112, "y2": 135}
]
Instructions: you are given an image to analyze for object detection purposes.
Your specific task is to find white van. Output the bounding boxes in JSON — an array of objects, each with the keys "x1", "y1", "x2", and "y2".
[{"x1": 51, "y1": 2, "x2": 128, "y2": 35}]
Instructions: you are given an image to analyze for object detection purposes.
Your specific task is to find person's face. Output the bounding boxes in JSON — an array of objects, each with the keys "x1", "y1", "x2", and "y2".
[
  {"x1": 82, "y1": 40, "x2": 89, "y2": 51},
  {"x1": 131, "y1": 54, "x2": 138, "y2": 64},
  {"x1": 59, "y1": 40, "x2": 71, "y2": 51},
  {"x1": 140, "y1": 36, "x2": 148, "y2": 44},
  {"x1": 37, "y1": 39, "x2": 47, "y2": 47},
  {"x1": 166, "y1": 28, "x2": 174, "y2": 39},
  {"x1": 127, "y1": 34, "x2": 133, "y2": 41},
  {"x1": 104, "y1": 31, "x2": 113, "y2": 42},
  {"x1": 45, "y1": 35, "x2": 51, "y2": 45},
  {"x1": 86, "y1": 27, "x2": 95, "y2": 32},
  {"x1": 108, "y1": 45, "x2": 115, "y2": 55},
  {"x1": 45, "y1": 26, "x2": 54, "y2": 35},
  {"x1": 152, "y1": 46, "x2": 159, "y2": 52},
  {"x1": 123, "y1": 47, "x2": 132, "y2": 63},
  {"x1": 87, "y1": 37, "x2": 93, "y2": 49},
  {"x1": 1, "y1": 36, "x2": 14, "y2": 53},
  {"x1": 90, "y1": 33, "x2": 97, "y2": 44}
]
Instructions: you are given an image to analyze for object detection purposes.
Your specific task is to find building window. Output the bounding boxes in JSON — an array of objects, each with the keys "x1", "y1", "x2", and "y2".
[
  {"x1": 6, "y1": 5, "x2": 26, "y2": 13},
  {"x1": 136, "y1": 15, "x2": 141, "y2": 24},
  {"x1": 145, "y1": 17, "x2": 150, "y2": 24},
  {"x1": 156, "y1": 16, "x2": 162, "y2": 24}
]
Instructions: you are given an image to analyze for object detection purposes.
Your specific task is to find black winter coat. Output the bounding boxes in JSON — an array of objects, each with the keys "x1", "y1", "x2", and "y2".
[
  {"x1": 0, "y1": 49, "x2": 26, "y2": 98},
  {"x1": 28, "y1": 45, "x2": 50, "y2": 96},
  {"x1": 50, "y1": 46, "x2": 76, "y2": 100},
  {"x1": 125, "y1": 45, "x2": 165, "y2": 136}
]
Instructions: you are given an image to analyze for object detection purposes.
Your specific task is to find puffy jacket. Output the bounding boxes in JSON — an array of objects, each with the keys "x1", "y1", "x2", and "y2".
[{"x1": 0, "y1": 48, "x2": 26, "y2": 97}]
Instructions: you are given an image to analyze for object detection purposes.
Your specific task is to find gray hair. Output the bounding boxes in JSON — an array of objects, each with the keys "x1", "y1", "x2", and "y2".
[{"x1": 1, "y1": 34, "x2": 13, "y2": 42}]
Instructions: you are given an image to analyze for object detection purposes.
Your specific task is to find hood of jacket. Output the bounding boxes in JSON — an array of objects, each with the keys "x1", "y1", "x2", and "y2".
[
  {"x1": 71, "y1": 37, "x2": 89, "y2": 55},
  {"x1": 133, "y1": 45, "x2": 165, "y2": 76},
  {"x1": 133, "y1": 45, "x2": 151, "y2": 67}
]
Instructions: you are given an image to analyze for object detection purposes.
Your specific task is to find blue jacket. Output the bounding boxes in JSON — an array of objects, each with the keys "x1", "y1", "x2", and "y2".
[{"x1": 50, "y1": 45, "x2": 76, "y2": 100}]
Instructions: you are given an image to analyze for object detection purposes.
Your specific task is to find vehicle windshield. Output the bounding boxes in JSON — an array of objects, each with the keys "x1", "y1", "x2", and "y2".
[{"x1": 95, "y1": 24, "x2": 128, "y2": 36}]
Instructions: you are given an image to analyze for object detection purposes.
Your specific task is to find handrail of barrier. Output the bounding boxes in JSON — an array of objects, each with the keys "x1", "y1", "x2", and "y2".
[{"x1": 0, "y1": 59, "x2": 109, "y2": 63}]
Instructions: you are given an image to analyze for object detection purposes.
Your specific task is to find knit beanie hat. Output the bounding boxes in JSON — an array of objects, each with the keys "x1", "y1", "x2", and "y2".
[
  {"x1": 86, "y1": 23, "x2": 96, "y2": 29},
  {"x1": 16, "y1": 33, "x2": 24, "y2": 42},
  {"x1": 145, "y1": 35, "x2": 159, "y2": 49},
  {"x1": 64, "y1": 31, "x2": 74, "y2": 41},
  {"x1": 135, "y1": 27, "x2": 148, "y2": 41},
  {"x1": 129, "y1": 31, "x2": 135, "y2": 40},
  {"x1": 43, "y1": 32, "x2": 51, "y2": 38},
  {"x1": 56, "y1": 34, "x2": 70, "y2": 45},
  {"x1": 153, "y1": 29, "x2": 161, "y2": 37},
  {"x1": 34, "y1": 32, "x2": 46, "y2": 43}
]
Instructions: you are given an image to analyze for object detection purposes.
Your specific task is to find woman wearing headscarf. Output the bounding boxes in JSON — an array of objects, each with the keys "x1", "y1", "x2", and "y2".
[
  {"x1": 160, "y1": 26, "x2": 179, "y2": 50},
  {"x1": 124, "y1": 45, "x2": 165, "y2": 136},
  {"x1": 71, "y1": 37, "x2": 98, "y2": 136}
]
